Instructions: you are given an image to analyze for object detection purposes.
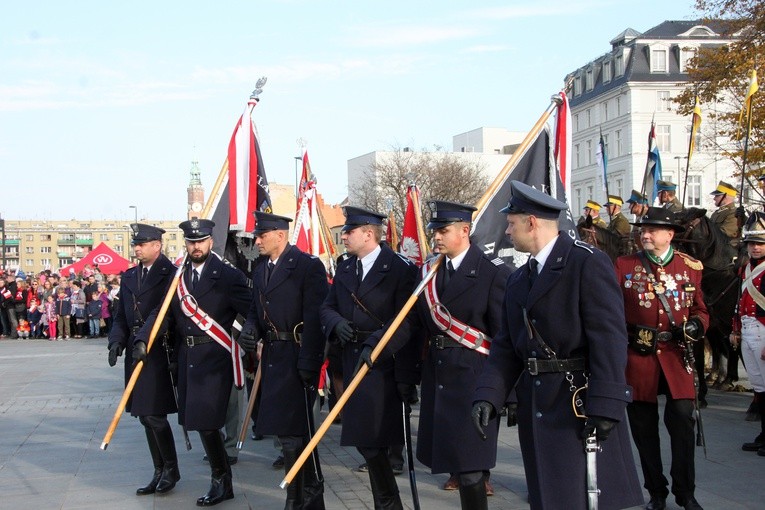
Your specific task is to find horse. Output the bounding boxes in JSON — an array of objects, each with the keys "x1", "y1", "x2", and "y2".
[
  {"x1": 673, "y1": 208, "x2": 742, "y2": 401},
  {"x1": 577, "y1": 221, "x2": 633, "y2": 262}
]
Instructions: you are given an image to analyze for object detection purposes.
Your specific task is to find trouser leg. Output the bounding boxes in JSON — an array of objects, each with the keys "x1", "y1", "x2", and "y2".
[
  {"x1": 627, "y1": 400, "x2": 669, "y2": 498},
  {"x1": 359, "y1": 447, "x2": 402, "y2": 510},
  {"x1": 281, "y1": 436, "x2": 306, "y2": 510},
  {"x1": 223, "y1": 384, "x2": 241, "y2": 458},
  {"x1": 135, "y1": 419, "x2": 163, "y2": 495},
  {"x1": 458, "y1": 471, "x2": 487, "y2": 510},
  {"x1": 8, "y1": 309, "x2": 18, "y2": 338},
  {"x1": 197, "y1": 430, "x2": 234, "y2": 506},
  {"x1": 664, "y1": 398, "x2": 696, "y2": 504}
]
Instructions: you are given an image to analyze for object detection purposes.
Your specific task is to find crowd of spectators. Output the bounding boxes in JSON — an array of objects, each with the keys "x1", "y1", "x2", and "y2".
[{"x1": 0, "y1": 263, "x2": 121, "y2": 341}]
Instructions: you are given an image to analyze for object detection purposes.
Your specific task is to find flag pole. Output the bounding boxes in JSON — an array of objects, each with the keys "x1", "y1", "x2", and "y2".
[
  {"x1": 600, "y1": 128, "x2": 612, "y2": 224},
  {"x1": 640, "y1": 115, "x2": 656, "y2": 201},
  {"x1": 682, "y1": 97, "x2": 701, "y2": 205},
  {"x1": 409, "y1": 184, "x2": 430, "y2": 260},
  {"x1": 101, "y1": 80, "x2": 267, "y2": 450},
  {"x1": 739, "y1": 72, "x2": 758, "y2": 206}
]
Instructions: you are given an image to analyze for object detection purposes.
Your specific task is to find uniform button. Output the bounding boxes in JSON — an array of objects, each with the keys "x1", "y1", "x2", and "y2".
[
  {"x1": 189, "y1": 364, "x2": 194, "y2": 368},
  {"x1": 656, "y1": 349, "x2": 661, "y2": 354},
  {"x1": 532, "y1": 319, "x2": 537, "y2": 324},
  {"x1": 266, "y1": 301, "x2": 269, "y2": 305},
  {"x1": 535, "y1": 380, "x2": 541, "y2": 387},
  {"x1": 268, "y1": 364, "x2": 273, "y2": 367},
  {"x1": 626, "y1": 390, "x2": 631, "y2": 397},
  {"x1": 437, "y1": 360, "x2": 442, "y2": 365},
  {"x1": 531, "y1": 350, "x2": 537, "y2": 357},
  {"x1": 438, "y1": 384, "x2": 443, "y2": 390},
  {"x1": 535, "y1": 412, "x2": 542, "y2": 418},
  {"x1": 659, "y1": 310, "x2": 664, "y2": 315}
]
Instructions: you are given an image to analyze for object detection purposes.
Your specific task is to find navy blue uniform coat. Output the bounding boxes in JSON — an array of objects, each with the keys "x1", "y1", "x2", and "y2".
[
  {"x1": 474, "y1": 234, "x2": 643, "y2": 510},
  {"x1": 108, "y1": 254, "x2": 177, "y2": 417},
  {"x1": 319, "y1": 244, "x2": 419, "y2": 447},
  {"x1": 415, "y1": 244, "x2": 510, "y2": 474},
  {"x1": 140, "y1": 254, "x2": 252, "y2": 431},
  {"x1": 244, "y1": 245, "x2": 329, "y2": 437}
]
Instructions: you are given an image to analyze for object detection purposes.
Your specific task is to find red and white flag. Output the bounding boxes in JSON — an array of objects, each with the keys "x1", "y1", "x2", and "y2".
[
  {"x1": 400, "y1": 185, "x2": 426, "y2": 266},
  {"x1": 553, "y1": 91, "x2": 572, "y2": 205},
  {"x1": 292, "y1": 151, "x2": 325, "y2": 255}
]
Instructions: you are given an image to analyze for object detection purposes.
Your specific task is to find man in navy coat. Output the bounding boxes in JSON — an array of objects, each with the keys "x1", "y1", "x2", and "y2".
[
  {"x1": 139, "y1": 218, "x2": 252, "y2": 507},
  {"x1": 415, "y1": 200, "x2": 510, "y2": 508},
  {"x1": 473, "y1": 181, "x2": 643, "y2": 510},
  {"x1": 320, "y1": 206, "x2": 419, "y2": 510},
  {"x1": 108, "y1": 224, "x2": 180, "y2": 496},
  {"x1": 239, "y1": 212, "x2": 329, "y2": 509}
]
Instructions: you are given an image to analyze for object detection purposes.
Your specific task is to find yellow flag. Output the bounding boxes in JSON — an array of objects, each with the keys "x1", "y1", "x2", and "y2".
[
  {"x1": 688, "y1": 96, "x2": 702, "y2": 161},
  {"x1": 740, "y1": 69, "x2": 759, "y2": 127}
]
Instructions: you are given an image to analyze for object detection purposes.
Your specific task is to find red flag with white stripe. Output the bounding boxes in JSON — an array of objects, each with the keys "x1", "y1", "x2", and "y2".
[
  {"x1": 291, "y1": 151, "x2": 325, "y2": 255},
  {"x1": 400, "y1": 185, "x2": 425, "y2": 266},
  {"x1": 553, "y1": 91, "x2": 572, "y2": 205}
]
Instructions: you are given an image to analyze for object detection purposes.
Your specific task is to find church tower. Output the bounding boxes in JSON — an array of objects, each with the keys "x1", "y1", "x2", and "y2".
[{"x1": 187, "y1": 160, "x2": 205, "y2": 219}]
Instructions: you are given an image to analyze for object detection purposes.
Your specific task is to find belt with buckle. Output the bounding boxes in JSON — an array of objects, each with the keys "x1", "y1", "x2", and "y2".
[
  {"x1": 266, "y1": 331, "x2": 296, "y2": 342},
  {"x1": 656, "y1": 331, "x2": 673, "y2": 343},
  {"x1": 430, "y1": 335, "x2": 463, "y2": 349},
  {"x1": 185, "y1": 335, "x2": 214, "y2": 347},
  {"x1": 526, "y1": 357, "x2": 586, "y2": 375}
]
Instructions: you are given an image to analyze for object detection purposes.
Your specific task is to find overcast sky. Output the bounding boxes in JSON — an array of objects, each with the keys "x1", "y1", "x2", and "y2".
[{"x1": 1, "y1": 0, "x2": 697, "y2": 221}]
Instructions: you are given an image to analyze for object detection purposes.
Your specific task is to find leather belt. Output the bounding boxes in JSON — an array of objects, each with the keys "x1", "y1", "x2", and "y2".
[
  {"x1": 526, "y1": 357, "x2": 586, "y2": 376},
  {"x1": 266, "y1": 331, "x2": 296, "y2": 342},
  {"x1": 656, "y1": 331, "x2": 673, "y2": 343},
  {"x1": 186, "y1": 335, "x2": 214, "y2": 347},
  {"x1": 430, "y1": 335, "x2": 463, "y2": 349}
]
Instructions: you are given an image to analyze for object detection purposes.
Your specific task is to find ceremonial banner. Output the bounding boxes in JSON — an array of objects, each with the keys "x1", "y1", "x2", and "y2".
[
  {"x1": 642, "y1": 123, "x2": 663, "y2": 204},
  {"x1": 553, "y1": 91, "x2": 572, "y2": 204},
  {"x1": 292, "y1": 151, "x2": 325, "y2": 256},
  {"x1": 400, "y1": 185, "x2": 425, "y2": 265}
]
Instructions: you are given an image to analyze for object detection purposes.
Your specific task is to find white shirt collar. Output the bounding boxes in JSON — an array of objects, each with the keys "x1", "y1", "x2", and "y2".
[
  {"x1": 191, "y1": 261, "x2": 206, "y2": 276},
  {"x1": 447, "y1": 246, "x2": 470, "y2": 271},
  {"x1": 531, "y1": 235, "x2": 559, "y2": 273},
  {"x1": 358, "y1": 245, "x2": 382, "y2": 280}
]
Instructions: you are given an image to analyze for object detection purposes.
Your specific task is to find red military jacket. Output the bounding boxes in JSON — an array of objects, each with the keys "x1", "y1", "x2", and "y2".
[
  {"x1": 615, "y1": 250, "x2": 709, "y2": 402},
  {"x1": 734, "y1": 258, "x2": 765, "y2": 331}
]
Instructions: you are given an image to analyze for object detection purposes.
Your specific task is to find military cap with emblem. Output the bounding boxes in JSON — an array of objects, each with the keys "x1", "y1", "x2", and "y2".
[
  {"x1": 130, "y1": 223, "x2": 166, "y2": 245},
  {"x1": 341, "y1": 206, "x2": 386, "y2": 232},
  {"x1": 710, "y1": 180, "x2": 738, "y2": 197},
  {"x1": 630, "y1": 206, "x2": 685, "y2": 232},
  {"x1": 626, "y1": 189, "x2": 648, "y2": 204},
  {"x1": 179, "y1": 217, "x2": 215, "y2": 240},
  {"x1": 584, "y1": 200, "x2": 602, "y2": 212},
  {"x1": 741, "y1": 211, "x2": 765, "y2": 243},
  {"x1": 500, "y1": 180, "x2": 568, "y2": 219},
  {"x1": 604, "y1": 195, "x2": 624, "y2": 207},
  {"x1": 426, "y1": 200, "x2": 477, "y2": 229},
  {"x1": 656, "y1": 180, "x2": 677, "y2": 192},
  {"x1": 253, "y1": 211, "x2": 292, "y2": 235}
]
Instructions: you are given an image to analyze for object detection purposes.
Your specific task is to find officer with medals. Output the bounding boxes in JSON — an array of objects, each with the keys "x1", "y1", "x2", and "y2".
[
  {"x1": 108, "y1": 224, "x2": 180, "y2": 496},
  {"x1": 709, "y1": 180, "x2": 740, "y2": 239},
  {"x1": 238, "y1": 212, "x2": 329, "y2": 509},
  {"x1": 615, "y1": 207, "x2": 709, "y2": 510},
  {"x1": 415, "y1": 200, "x2": 509, "y2": 508},
  {"x1": 319, "y1": 206, "x2": 419, "y2": 510},
  {"x1": 657, "y1": 181, "x2": 684, "y2": 213},
  {"x1": 137, "y1": 218, "x2": 253, "y2": 507},
  {"x1": 472, "y1": 181, "x2": 643, "y2": 510}
]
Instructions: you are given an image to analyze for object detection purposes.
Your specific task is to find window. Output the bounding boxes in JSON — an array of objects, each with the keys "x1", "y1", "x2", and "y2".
[
  {"x1": 26, "y1": 234, "x2": 34, "y2": 241},
  {"x1": 602, "y1": 100, "x2": 609, "y2": 121},
  {"x1": 651, "y1": 49, "x2": 668, "y2": 73},
  {"x1": 574, "y1": 114, "x2": 580, "y2": 132},
  {"x1": 115, "y1": 234, "x2": 123, "y2": 241},
  {"x1": 614, "y1": 177, "x2": 624, "y2": 200},
  {"x1": 574, "y1": 144, "x2": 581, "y2": 168},
  {"x1": 680, "y1": 48, "x2": 696, "y2": 73},
  {"x1": 170, "y1": 233, "x2": 177, "y2": 240},
  {"x1": 586, "y1": 68, "x2": 594, "y2": 91},
  {"x1": 657, "y1": 91, "x2": 671, "y2": 112},
  {"x1": 59, "y1": 233, "x2": 75, "y2": 241},
  {"x1": 656, "y1": 125, "x2": 671, "y2": 152},
  {"x1": 100, "y1": 234, "x2": 109, "y2": 241},
  {"x1": 574, "y1": 76, "x2": 582, "y2": 96},
  {"x1": 25, "y1": 246, "x2": 34, "y2": 254},
  {"x1": 687, "y1": 175, "x2": 702, "y2": 206},
  {"x1": 114, "y1": 245, "x2": 123, "y2": 253},
  {"x1": 575, "y1": 188, "x2": 582, "y2": 213},
  {"x1": 602, "y1": 61, "x2": 611, "y2": 83},
  {"x1": 615, "y1": 55, "x2": 624, "y2": 76},
  {"x1": 615, "y1": 130, "x2": 623, "y2": 157},
  {"x1": 40, "y1": 258, "x2": 51, "y2": 266},
  {"x1": 25, "y1": 259, "x2": 34, "y2": 267},
  {"x1": 40, "y1": 234, "x2": 51, "y2": 241},
  {"x1": 40, "y1": 246, "x2": 51, "y2": 253},
  {"x1": 616, "y1": 96, "x2": 622, "y2": 116},
  {"x1": 687, "y1": 126, "x2": 702, "y2": 152},
  {"x1": 586, "y1": 140, "x2": 593, "y2": 165},
  {"x1": 586, "y1": 109, "x2": 592, "y2": 128},
  {"x1": 602, "y1": 134, "x2": 609, "y2": 154}
]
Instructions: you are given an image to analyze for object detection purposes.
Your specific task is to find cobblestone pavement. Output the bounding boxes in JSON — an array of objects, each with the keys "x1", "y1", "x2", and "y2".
[{"x1": 0, "y1": 338, "x2": 762, "y2": 509}]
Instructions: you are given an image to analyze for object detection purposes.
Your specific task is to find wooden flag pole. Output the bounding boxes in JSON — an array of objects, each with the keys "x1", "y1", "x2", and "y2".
[
  {"x1": 236, "y1": 359, "x2": 263, "y2": 449},
  {"x1": 280, "y1": 255, "x2": 444, "y2": 488},
  {"x1": 410, "y1": 185, "x2": 430, "y2": 259}
]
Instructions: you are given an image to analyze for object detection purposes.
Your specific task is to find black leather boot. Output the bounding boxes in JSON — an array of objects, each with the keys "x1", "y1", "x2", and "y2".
[
  {"x1": 459, "y1": 477, "x2": 488, "y2": 510},
  {"x1": 365, "y1": 451, "x2": 403, "y2": 510},
  {"x1": 197, "y1": 430, "x2": 234, "y2": 506},
  {"x1": 152, "y1": 417, "x2": 180, "y2": 494},
  {"x1": 302, "y1": 451, "x2": 326, "y2": 510},
  {"x1": 283, "y1": 447, "x2": 305, "y2": 509},
  {"x1": 136, "y1": 426, "x2": 162, "y2": 495}
]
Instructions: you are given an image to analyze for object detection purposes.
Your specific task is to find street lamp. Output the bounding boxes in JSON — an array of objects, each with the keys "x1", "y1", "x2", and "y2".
[{"x1": 129, "y1": 205, "x2": 138, "y2": 224}]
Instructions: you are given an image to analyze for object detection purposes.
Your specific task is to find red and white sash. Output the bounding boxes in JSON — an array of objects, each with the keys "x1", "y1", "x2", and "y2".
[
  {"x1": 0, "y1": 288, "x2": 11, "y2": 300},
  {"x1": 421, "y1": 262, "x2": 491, "y2": 356},
  {"x1": 177, "y1": 273, "x2": 244, "y2": 388}
]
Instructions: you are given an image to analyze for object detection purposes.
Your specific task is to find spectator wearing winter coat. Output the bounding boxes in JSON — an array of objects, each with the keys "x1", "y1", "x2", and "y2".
[
  {"x1": 28, "y1": 299, "x2": 43, "y2": 338},
  {"x1": 98, "y1": 285, "x2": 112, "y2": 335},
  {"x1": 86, "y1": 292, "x2": 103, "y2": 338},
  {"x1": 70, "y1": 281, "x2": 86, "y2": 338},
  {"x1": 55, "y1": 289, "x2": 71, "y2": 339}
]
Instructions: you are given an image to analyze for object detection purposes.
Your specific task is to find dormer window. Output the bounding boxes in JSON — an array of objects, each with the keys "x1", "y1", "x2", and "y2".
[
  {"x1": 615, "y1": 55, "x2": 624, "y2": 77},
  {"x1": 603, "y1": 61, "x2": 612, "y2": 83},
  {"x1": 586, "y1": 67, "x2": 594, "y2": 91},
  {"x1": 679, "y1": 46, "x2": 697, "y2": 73},
  {"x1": 574, "y1": 75, "x2": 582, "y2": 96},
  {"x1": 650, "y1": 45, "x2": 669, "y2": 73}
]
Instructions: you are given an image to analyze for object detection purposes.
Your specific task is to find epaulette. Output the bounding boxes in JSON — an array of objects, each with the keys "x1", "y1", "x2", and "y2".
[
  {"x1": 491, "y1": 257, "x2": 504, "y2": 266},
  {"x1": 573, "y1": 240, "x2": 594, "y2": 253},
  {"x1": 676, "y1": 252, "x2": 703, "y2": 271},
  {"x1": 395, "y1": 253, "x2": 413, "y2": 265}
]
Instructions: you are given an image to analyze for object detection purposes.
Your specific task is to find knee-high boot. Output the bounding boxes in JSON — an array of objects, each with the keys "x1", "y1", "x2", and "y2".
[
  {"x1": 282, "y1": 446, "x2": 305, "y2": 509},
  {"x1": 151, "y1": 418, "x2": 180, "y2": 493},
  {"x1": 136, "y1": 425, "x2": 163, "y2": 495},
  {"x1": 365, "y1": 451, "x2": 403, "y2": 510},
  {"x1": 196, "y1": 430, "x2": 234, "y2": 506},
  {"x1": 302, "y1": 451, "x2": 326, "y2": 510},
  {"x1": 458, "y1": 478, "x2": 488, "y2": 510}
]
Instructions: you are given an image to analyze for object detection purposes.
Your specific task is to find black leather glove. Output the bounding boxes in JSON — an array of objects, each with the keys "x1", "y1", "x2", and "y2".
[
  {"x1": 108, "y1": 343, "x2": 124, "y2": 367},
  {"x1": 333, "y1": 320, "x2": 355, "y2": 345},
  {"x1": 299, "y1": 369, "x2": 319, "y2": 390},
  {"x1": 504, "y1": 403, "x2": 518, "y2": 427},
  {"x1": 132, "y1": 341, "x2": 147, "y2": 367},
  {"x1": 581, "y1": 415, "x2": 618, "y2": 442},
  {"x1": 673, "y1": 317, "x2": 704, "y2": 343},
  {"x1": 168, "y1": 361, "x2": 179, "y2": 385},
  {"x1": 397, "y1": 383, "x2": 418, "y2": 407},
  {"x1": 471, "y1": 401, "x2": 495, "y2": 440},
  {"x1": 352, "y1": 344, "x2": 374, "y2": 377},
  {"x1": 735, "y1": 206, "x2": 747, "y2": 222},
  {"x1": 238, "y1": 326, "x2": 258, "y2": 351}
]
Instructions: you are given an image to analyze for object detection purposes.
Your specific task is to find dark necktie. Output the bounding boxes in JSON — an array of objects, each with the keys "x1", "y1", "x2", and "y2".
[
  {"x1": 443, "y1": 260, "x2": 455, "y2": 287},
  {"x1": 528, "y1": 258, "x2": 539, "y2": 287},
  {"x1": 357, "y1": 259, "x2": 364, "y2": 286},
  {"x1": 141, "y1": 267, "x2": 148, "y2": 284},
  {"x1": 266, "y1": 261, "x2": 275, "y2": 284},
  {"x1": 192, "y1": 269, "x2": 199, "y2": 290}
]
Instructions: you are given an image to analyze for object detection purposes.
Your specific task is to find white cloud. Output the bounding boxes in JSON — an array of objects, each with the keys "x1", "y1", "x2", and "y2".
[{"x1": 346, "y1": 24, "x2": 480, "y2": 48}]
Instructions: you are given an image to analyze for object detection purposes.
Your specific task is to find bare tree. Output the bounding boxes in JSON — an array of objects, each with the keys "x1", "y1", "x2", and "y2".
[{"x1": 351, "y1": 145, "x2": 490, "y2": 239}]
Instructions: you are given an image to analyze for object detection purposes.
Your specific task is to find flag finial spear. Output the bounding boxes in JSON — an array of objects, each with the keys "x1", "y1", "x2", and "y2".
[{"x1": 250, "y1": 77, "x2": 268, "y2": 101}]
